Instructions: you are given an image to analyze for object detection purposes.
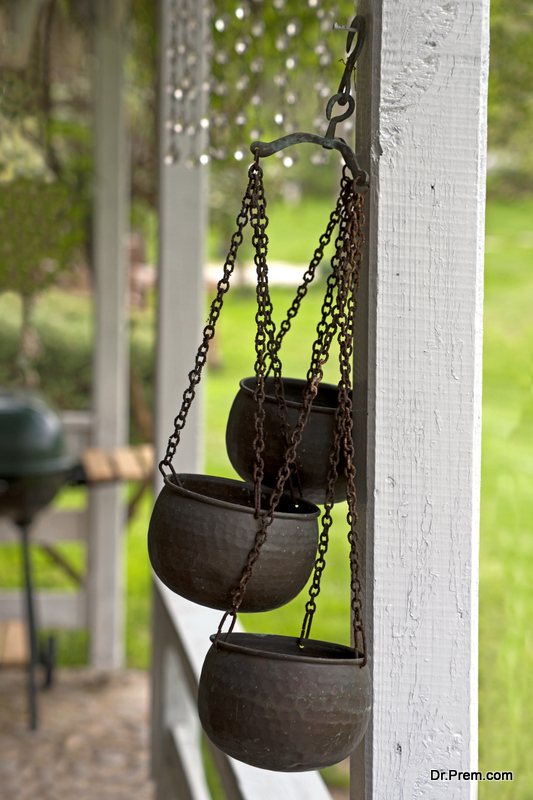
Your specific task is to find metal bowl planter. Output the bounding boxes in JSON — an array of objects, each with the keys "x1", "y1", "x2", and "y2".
[
  {"x1": 148, "y1": 474, "x2": 320, "y2": 613},
  {"x1": 198, "y1": 632, "x2": 371, "y2": 772},
  {"x1": 226, "y1": 377, "x2": 348, "y2": 506}
]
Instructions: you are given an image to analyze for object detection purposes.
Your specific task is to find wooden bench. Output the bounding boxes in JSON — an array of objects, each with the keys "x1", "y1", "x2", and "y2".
[{"x1": 0, "y1": 619, "x2": 29, "y2": 667}]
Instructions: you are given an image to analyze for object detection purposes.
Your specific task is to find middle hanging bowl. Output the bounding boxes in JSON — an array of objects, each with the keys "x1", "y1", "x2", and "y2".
[
  {"x1": 226, "y1": 377, "x2": 347, "y2": 505},
  {"x1": 148, "y1": 474, "x2": 320, "y2": 612}
]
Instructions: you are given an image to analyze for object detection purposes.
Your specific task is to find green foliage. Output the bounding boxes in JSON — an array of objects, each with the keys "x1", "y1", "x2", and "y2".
[
  {"x1": 209, "y1": 0, "x2": 356, "y2": 152},
  {"x1": 478, "y1": 198, "x2": 533, "y2": 799},
  {"x1": 127, "y1": 0, "x2": 158, "y2": 208},
  {"x1": 0, "y1": 180, "x2": 84, "y2": 297},
  {"x1": 488, "y1": 0, "x2": 533, "y2": 195},
  {"x1": 0, "y1": 289, "x2": 157, "y2": 418}
]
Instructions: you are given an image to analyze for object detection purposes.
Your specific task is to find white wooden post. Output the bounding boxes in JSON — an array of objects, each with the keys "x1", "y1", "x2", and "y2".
[
  {"x1": 152, "y1": 0, "x2": 207, "y2": 794},
  {"x1": 352, "y1": 1, "x2": 489, "y2": 798},
  {"x1": 154, "y1": 3, "x2": 206, "y2": 472},
  {"x1": 88, "y1": 0, "x2": 130, "y2": 669}
]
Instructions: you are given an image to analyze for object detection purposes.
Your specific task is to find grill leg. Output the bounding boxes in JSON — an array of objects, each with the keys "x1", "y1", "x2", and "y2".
[{"x1": 19, "y1": 522, "x2": 38, "y2": 731}]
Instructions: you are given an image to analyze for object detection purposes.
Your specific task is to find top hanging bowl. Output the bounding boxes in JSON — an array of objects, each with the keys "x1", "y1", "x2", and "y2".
[{"x1": 226, "y1": 377, "x2": 349, "y2": 505}]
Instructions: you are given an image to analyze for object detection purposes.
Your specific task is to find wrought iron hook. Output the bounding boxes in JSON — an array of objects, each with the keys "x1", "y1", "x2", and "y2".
[
  {"x1": 249, "y1": 15, "x2": 368, "y2": 186},
  {"x1": 338, "y1": 15, "x2": 366, "y2": 95}
]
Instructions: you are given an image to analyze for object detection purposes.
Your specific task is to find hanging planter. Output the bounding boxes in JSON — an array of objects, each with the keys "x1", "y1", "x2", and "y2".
[
  {"x1": 197, "y1": 154, "x2": 370, "y2": 770},
  {"x1": 226, "y1": 376, "x2": 349, "y2": 504},
  {"x1": 148, "y1": 474, "x2": 319, "y2": 612},
  {"x1": 198, "y1": 633, "x2": 371, "y2": 772},
  {"x1": 151, "y1": 14, "x2": 371, "y2": 774}
]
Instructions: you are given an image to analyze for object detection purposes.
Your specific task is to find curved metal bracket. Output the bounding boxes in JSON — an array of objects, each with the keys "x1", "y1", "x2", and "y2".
[{"x1": 250, "y1": 135, "x2": 368, "y2": 186}]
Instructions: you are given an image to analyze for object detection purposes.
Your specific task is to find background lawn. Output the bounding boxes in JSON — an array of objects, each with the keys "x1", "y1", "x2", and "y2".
[{"x1": 0, "y1": 195, "x2": 532, "y2": 797}]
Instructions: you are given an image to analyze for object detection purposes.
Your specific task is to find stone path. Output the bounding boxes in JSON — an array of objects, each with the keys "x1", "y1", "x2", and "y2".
[
  {"x1": 0, "y1": 667, "x2": 350, "y2": 800},
  {"x1": 0, "y1": 668, "x2": 155, "y2": 800}
]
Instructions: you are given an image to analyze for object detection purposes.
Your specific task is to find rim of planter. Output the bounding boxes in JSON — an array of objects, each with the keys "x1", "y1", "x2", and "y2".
[
  {"x1": 209, "y1": 632, "x2": 365, "y2": 667},
  {"x1": 238, "y1": 376, "x2": 340, "y2": 413},
  {"x1": 163, "y1": 474, "x2": 320, "y2": 519}
]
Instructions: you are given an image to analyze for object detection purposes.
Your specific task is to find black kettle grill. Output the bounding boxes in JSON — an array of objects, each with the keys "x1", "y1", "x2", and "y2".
[{"x1": 0, "y1": 388, "x2": 77, "y2": 729}]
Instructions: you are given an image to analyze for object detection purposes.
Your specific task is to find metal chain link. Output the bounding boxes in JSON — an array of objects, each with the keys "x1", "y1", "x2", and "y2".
[
  {"x1": 342, "y1": 190, "x2": 367, "y2": 664},
  {"x1": 269, "y1": 190, "x2": 344, "y2": 366},
  {"x1": 216, "y1": 168, "x2": 366, "y2": 650},
  {"x1": 249, "y1": 158, "x2": 271, "y2": 515},
  {"x1": 263, "y1": 172, "x2": 349, "y2": 501},
  {"x1": 158, "y1": 162, "x2": 256, "y2": 480},
  {"x1": 196, "y1": 161, "x2": 368, "y2": 666},
  {"x1": 247, "y1": 159, "x2": 300, "y2": 510},
  {"x1": 298, "y1": 171, "x2": 357, "y2": 641},
  {"x1": 298, "y1": 180, "x2": 368, "y2": 665},
  {"x1": 305, "y1": 168, "x2": 353, "y2": 382}
]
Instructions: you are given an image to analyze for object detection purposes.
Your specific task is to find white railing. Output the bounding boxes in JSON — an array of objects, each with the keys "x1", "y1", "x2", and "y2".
[{"x1": 151, "y1": 578, "x2": 334, "y2": 800}]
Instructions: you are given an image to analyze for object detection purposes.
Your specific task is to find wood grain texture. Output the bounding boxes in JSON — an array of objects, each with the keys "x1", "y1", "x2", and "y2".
[{"x1": 353, "y1": 1, "x2": 489, "y2": 798}]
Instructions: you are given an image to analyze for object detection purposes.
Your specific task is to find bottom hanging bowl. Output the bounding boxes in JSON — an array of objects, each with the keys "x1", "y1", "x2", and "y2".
[
  {"x1": 198, "y1": 632, "x2": 371, "y2": 772},
  {"x1": 226, "y1": 377, "x2": 348, "y2": 506},
  {"x1": 148, "y1": 474, "x2": 319, "y2": 612}
]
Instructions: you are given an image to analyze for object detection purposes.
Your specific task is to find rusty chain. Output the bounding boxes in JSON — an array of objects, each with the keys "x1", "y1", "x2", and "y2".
[
  {"x1": 158, "y1": 162, "x2": 257, "y2": 480},
  {"x1": 299, "y1": 173, "x2": 367, "y2": 656},
  {"x1": 263, "y1": 171, "x2": 351, "y2": 500},
  {"x1": 268, "y1": 190, "x2": 344, "y2": 367},
  {"x1": 249, "y1": 157, "x2": 274, "y2": 515},
  {"x1": 156, "y1": 148, "x2": 368, "y2": 662},
  {"x1": 216, "y1": 166, "x2": 368, "y2": 667}
]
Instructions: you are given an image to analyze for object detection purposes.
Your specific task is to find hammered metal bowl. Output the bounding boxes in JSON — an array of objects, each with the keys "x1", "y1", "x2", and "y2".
[
  {"x1": 198, "y1": 632, "x2": 371, "y2": 772},
  {"x1": 148, "y1": 474, "x2": 319, "y2": 612},
  {"x1": 226, "y1": 377, "x2": 347, "y2": 505}
]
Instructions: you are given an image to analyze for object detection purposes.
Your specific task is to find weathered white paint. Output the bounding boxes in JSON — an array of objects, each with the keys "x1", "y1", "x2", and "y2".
[
  {"x1": 352, "y1": 1, "x2": 488, "y2": 798},
  {"x1": 88, "y1": 0, "x2": 129, "y2": 669}
]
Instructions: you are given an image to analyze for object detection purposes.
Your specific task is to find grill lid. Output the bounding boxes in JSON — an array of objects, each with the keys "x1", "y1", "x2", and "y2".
[{"x1": 0, "y1": 389, "x2": 74, "y2": 477}]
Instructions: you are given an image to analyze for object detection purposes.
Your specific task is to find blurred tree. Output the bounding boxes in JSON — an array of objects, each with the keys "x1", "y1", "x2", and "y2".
[
  {"x1": 488, "y1": 0, "x2": 533, "y2": 195},
  {"x1": 0, "y1": 180, "x2": 84, "y2": 386}
]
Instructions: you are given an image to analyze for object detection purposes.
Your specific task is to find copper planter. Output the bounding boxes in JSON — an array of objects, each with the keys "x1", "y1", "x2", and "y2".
[
  {"x1": 148, "y1": 474, "x2": 319, "y2": 612},
  {"x1": 198, "y1": 632, "x2": 371, "y2": 772}
]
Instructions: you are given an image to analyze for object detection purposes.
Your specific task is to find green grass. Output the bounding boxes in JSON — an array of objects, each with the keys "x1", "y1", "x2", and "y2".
[
  {"x1": 1, "y1": 195, "x2": 533, "y2": 796},
  {"x1": 478, "y1": 198, "x2": 533, "y2": 799}
]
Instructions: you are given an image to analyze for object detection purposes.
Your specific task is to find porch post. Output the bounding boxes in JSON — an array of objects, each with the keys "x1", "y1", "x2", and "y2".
[
  {"x1": 151, "y1": 1, "x2": 207, "y2": 794},
  {"x1": 154, "y1": 0, "x2": 206, "y2": 474},
  {"x1": 353, "y1": 1, "x2": 489, "y2": 797},
  {"x1": 88, "y1": 0, "x2": 130, "y2": 669}
]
